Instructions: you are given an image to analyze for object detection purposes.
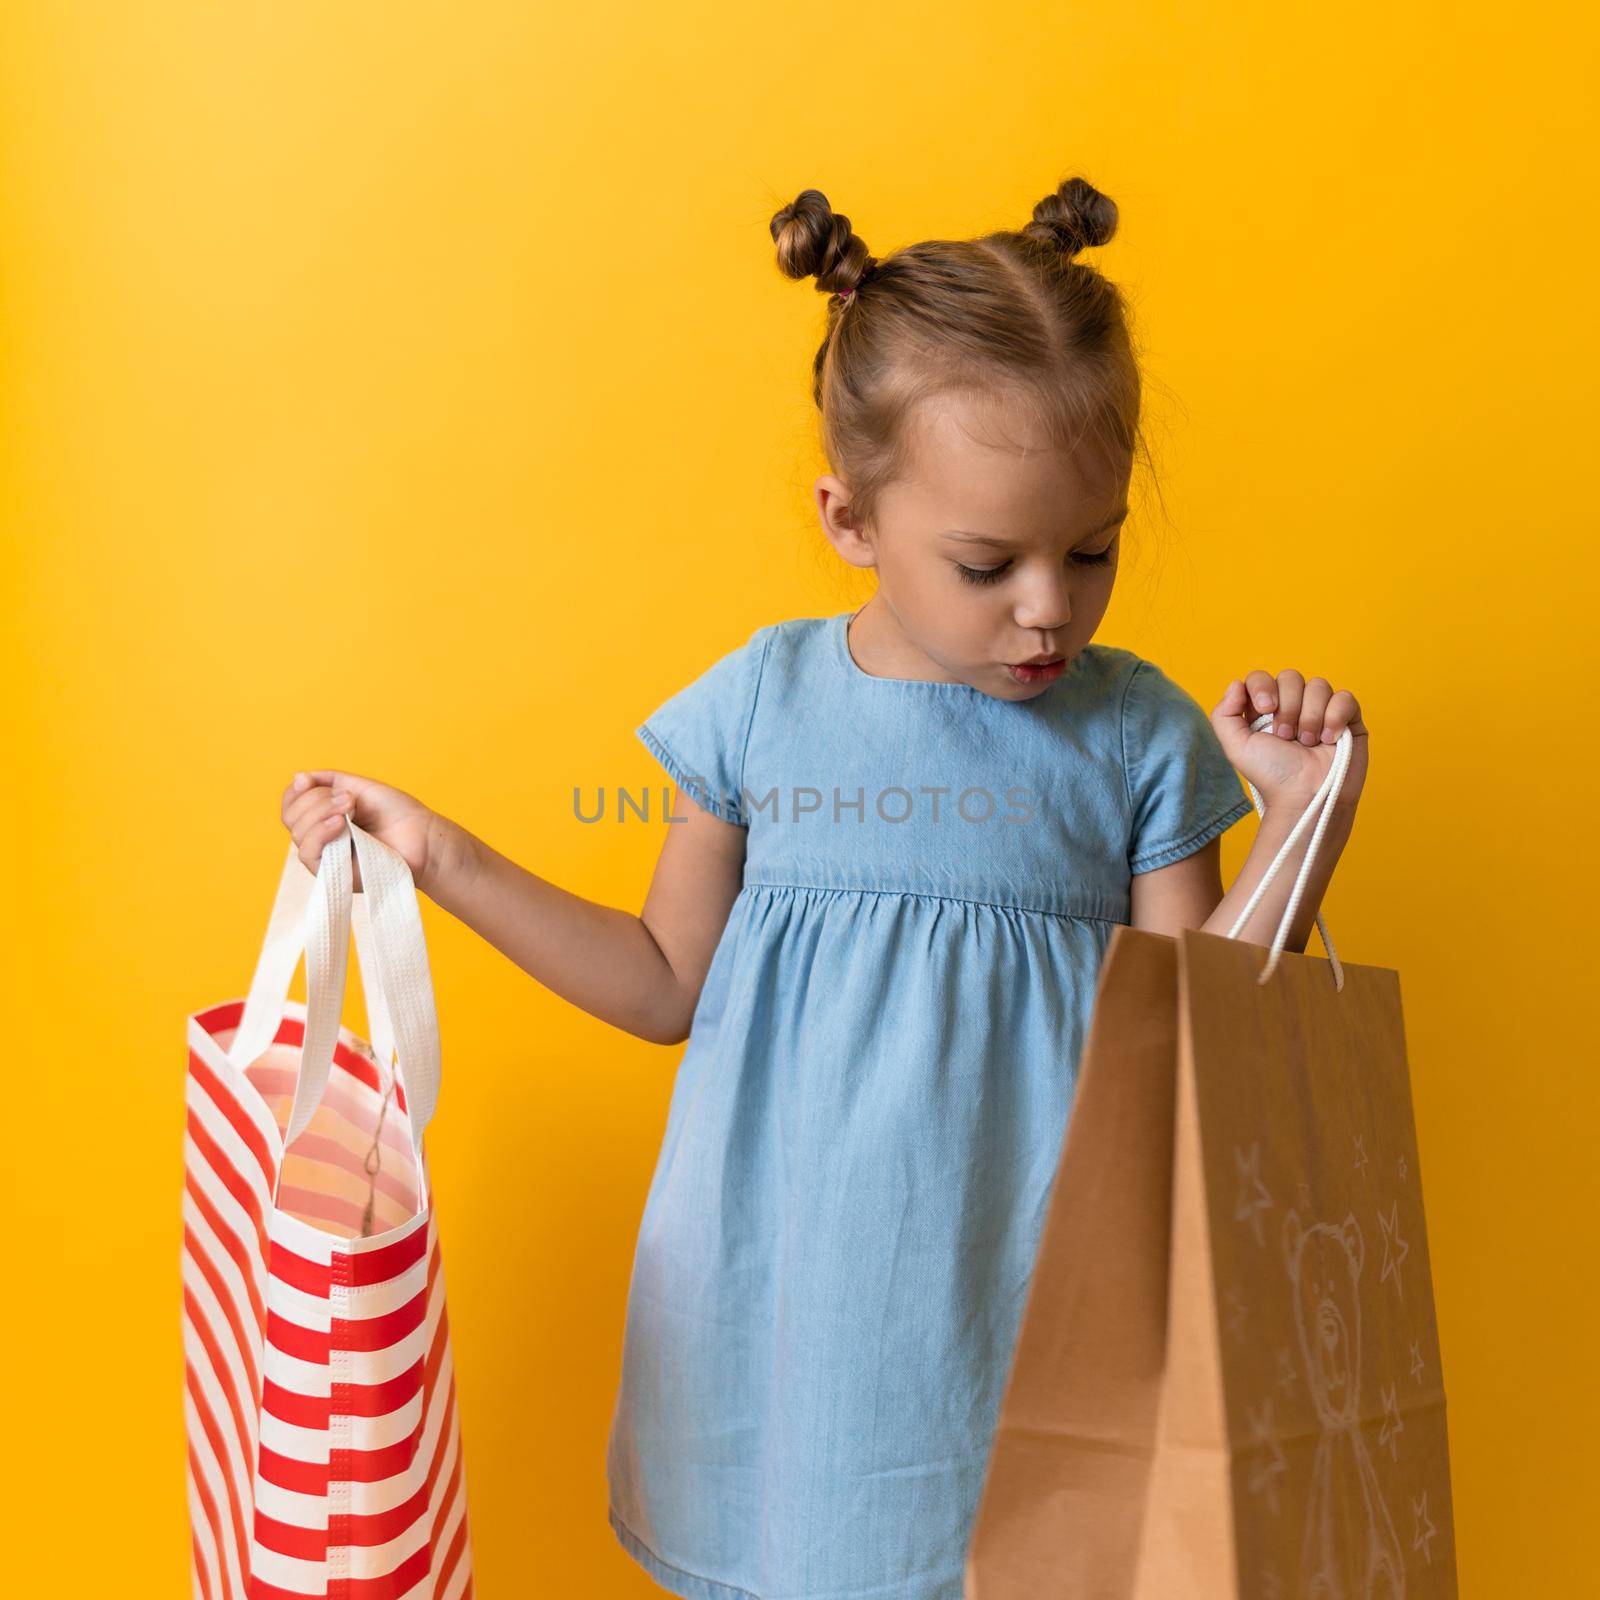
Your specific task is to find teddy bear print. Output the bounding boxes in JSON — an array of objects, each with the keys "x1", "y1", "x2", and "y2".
[{"x1": 1282, "y1": 1209, "x2": 1407, "y2": 1599}]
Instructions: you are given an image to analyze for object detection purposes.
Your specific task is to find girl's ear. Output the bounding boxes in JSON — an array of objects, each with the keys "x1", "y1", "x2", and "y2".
[{"x1": 815, "y1": 474, "x2": 877, "y2": 570}]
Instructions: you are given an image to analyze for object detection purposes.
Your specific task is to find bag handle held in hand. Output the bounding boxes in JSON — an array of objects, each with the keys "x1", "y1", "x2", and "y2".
[
  {"x1": 1222, "y1": 713, "x2": 1354, "y2": 990},
  {"x1": 226, "y1": 822, "x2": 441, "y2": 1193},
  {"x1": 227, "y1": 848, "x2": 393, "y2": 1079}
]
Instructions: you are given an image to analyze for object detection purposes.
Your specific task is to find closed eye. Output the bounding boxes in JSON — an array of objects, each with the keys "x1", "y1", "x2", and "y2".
[
  {"x1": 954, "y1": 544, "x2": 1116, "y2": 587},
  {"x1": 955, "y1": 561, "x2": 1011, "y2": 586}
]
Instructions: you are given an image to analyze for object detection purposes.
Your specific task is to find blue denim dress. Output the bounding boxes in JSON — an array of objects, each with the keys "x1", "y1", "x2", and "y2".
[{"x1": 608, "y1": 609, "x2": 1251, "y2": 1600}]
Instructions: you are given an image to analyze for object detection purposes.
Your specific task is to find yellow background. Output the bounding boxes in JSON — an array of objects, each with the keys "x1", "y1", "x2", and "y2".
[{"x1": 3, "y1": 2, "x2": 1593, "y2": 1593}]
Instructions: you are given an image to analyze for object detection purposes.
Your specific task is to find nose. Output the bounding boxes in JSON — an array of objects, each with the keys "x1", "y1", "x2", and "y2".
[{"x1": 1014, "y1": 571, "x2": 1071, "y2": 634}]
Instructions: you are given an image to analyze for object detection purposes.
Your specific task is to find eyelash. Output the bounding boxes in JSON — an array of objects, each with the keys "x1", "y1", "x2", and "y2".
[{"x1": 955, "y1": 548, "x2": 1116, "y2": 586}]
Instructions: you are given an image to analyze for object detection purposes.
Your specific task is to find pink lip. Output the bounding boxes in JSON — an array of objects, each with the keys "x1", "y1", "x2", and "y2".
[{"x1": 1006, "y1": 657, "x2": 1068, "y2": 686}]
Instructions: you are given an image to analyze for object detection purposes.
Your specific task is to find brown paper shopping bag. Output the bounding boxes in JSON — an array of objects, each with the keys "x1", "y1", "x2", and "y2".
[{"x1": 967, "y1": 724, "x2": 1457, "y2": 1599}]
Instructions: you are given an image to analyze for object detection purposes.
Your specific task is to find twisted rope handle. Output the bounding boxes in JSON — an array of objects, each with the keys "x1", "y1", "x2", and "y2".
[{"x1": 1224, "y1": 712, "x2": 1355, "y2": 988}]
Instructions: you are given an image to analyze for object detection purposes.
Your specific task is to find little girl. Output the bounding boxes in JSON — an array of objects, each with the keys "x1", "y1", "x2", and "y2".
[{"x1": 282, "y1": 175, "x2": 1368, "y2": 1600}]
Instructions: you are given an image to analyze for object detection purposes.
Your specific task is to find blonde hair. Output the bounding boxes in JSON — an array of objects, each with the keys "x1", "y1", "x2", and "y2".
[{"x1": 770, "y1": 175, "x2": 1145, "y2": 532}]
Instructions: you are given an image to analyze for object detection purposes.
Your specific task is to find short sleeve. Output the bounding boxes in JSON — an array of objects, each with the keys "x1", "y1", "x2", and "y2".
[
  {"x1": 636, "y1": 625, "x2": 775, "y2": 825},
  {"x1": 1121, "y1": 658, "x2": 1252, "y2": 874}
]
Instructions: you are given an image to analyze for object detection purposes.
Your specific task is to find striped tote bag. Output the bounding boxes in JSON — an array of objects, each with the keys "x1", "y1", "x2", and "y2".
[{"x1": 182, "y1": 817, "x2": 473, "y2": 1598}]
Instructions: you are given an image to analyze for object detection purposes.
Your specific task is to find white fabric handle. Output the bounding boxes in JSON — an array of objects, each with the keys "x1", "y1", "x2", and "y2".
[
  {"x1": 227, "y1": 847, "x2": 392, "y2": 1076},
  {"x1": 1223, "y1": 712, "x2": 1354, "y2": 989},
  {"x1": 330, "y1": 821, "x2": 441, "y2": 1155},
  {"x1": 352, "y1": 891, "x2": 398, "y2": 1081},
  {"x1": 226, "y1": 823, "x2": 441, "y2": 1182},
  {"x1": 226, "y1": 845, "x2": 322, "y2": 1077}
]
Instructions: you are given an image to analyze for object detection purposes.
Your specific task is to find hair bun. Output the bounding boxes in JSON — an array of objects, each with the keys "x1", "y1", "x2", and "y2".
[
  {"x1": 770, "y1": 188, "x2": 875, "y2": 297},
  {"x1": 1023, "y1": 176, "x2": 1118, "y2": 260}
]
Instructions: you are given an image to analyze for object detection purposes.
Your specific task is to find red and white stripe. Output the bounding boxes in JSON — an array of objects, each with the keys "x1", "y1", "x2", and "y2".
[{"x1": 183, "y1": 999, "x2": 472, "y2": 1600}]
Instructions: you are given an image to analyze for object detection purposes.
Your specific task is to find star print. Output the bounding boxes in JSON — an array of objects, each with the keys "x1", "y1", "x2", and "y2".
[
  {"x1": 1379, "y1": 1381, "x2": 1404, "y2": 1461},
  {"x1": 1410, "y1": 1341, "x2": 1426, "y2": 1384},
  {"x1": 1413, "y1": 1491, "x2": 1437, "y2": 1562},
  {"x1": 1234, "y1": 1141, "x2": 1274, "y2": 1246},
  {"x1": 1398, "y1": 1154, "x2": 1408, "y2": 1182},
  {"x1": 1276, "y1": 1346, "x2": 1299, "y2": 1397},
  {"x1": 1353, "y1": 1133, "x2": 1369, "y2": 1174},
  {"x1": 1378, "y1": 1200, "x2": 1409, "y2": 1297},
  {"x1": 1260, "y1": 1566, "x2": 1283, "y2": 1600},
  {"x1": 1225, "y1": 1285, "x2": 1249, "y2": 1341},
  {"x1": 1246, "y1": 1398, "x2": 1287, "y2": 1515}
]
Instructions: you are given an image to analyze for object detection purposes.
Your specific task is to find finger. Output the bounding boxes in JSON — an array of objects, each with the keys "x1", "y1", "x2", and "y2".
[
  {"x1": 297, "y1": 807, "x2": 352, "y2": 872},
  {"x1": 289, "y1": 788, "x2": 352, "y2": 847},
  {"x1": 1298, "y1": 677, "x2": 1332, "y2": 745},
  {"x1": 1244, "y1": 669, "x2": 1278, "y2": 722},
  {"x1": 292, "y1": 770, "x2": 354, "y2": 798},
  {"x1": 1319, "y1": 691, "x2": 1351, "y2": 742},
  {"x1": 282, "y1": 769, "x2": 350, "y2": 819},
  {"x1": 285, "y1": 784, "x2": 346, "y2": 834},
  {"x1": 1274, "y1": 669, "x2": 1305, "y2": 739},
  {"x1": 1321, "y1": 689, "x2": 1367, "y2": 741},
  {"x1": 284, "y1": 784, "x2": 325, "y2": 831},
  {"x1": 1212, "y1": 678, "x2": 1250, "y2": 720},
  {"x1": 1208, "y1": 680, "x2": 1255, "y2": 765}
]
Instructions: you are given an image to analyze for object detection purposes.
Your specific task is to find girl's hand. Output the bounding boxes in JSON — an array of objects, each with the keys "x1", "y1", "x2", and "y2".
[
  {"x1": 280, "y1": 770, "x2": 444, "y2": 895},
  {"x1": 1209, "y1": 670, "x2": 1369, "y2": 813}
]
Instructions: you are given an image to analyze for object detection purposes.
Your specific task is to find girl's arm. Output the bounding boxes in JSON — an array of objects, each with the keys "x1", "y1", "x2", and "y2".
[
  {"x1": 282, "y1": 769, "x2": 745, "y2": 1047},
  {"x1": 425, "y1": 785, "x2": 747, "y2": 1045},
  {"x1": 1197, "y1": 781, "x2": 1358, "y2": 947},
  {"x1": 1131, "y1": 790, "x2": 1358, "y2": 947}
]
